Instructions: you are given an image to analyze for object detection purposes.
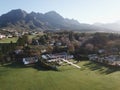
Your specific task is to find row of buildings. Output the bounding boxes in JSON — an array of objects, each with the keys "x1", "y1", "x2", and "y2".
[
  {"x1": 0, "y1": 34, "x2": 13, "y2": 39},
  {"x1": 16, "y1": 51, "x2": 73, "y2": 65},
  {"x1": 0, "y1": 28, "x2": 43, "y2": 39},
  {"x1": 88, "y1": 54, "x2": 120, "y2": 66}
]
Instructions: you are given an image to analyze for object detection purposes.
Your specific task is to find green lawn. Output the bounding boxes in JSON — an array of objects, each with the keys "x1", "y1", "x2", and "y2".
[
  {"x1": 0, "y1": 61, "x2": 120, "y2": 90},
  {"x1": 0, "y1": 37, "x2": 18, "y2": 43},
  {"x1": 28, "y1": 34, "x2": 38, "y2": 39},
  {"x1": 0, "y1": 35, "x2": 38, "y2": 43}
]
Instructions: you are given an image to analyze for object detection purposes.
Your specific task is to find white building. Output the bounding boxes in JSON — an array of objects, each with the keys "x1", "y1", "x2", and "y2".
[
  {"x1": 88, "y1": 54, "x2": 120, "y2": 66},
  {"x1": 23, "y1": 57, "x2": 38, "y2": 65},
  {"x1": 0, "y1": 34, "x2": 6, "y2": 39}
]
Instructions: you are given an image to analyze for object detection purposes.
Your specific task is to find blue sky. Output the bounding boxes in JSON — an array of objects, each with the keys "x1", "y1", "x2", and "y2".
[{"x1": 0, "y1": 0, "x2": 120, "y2": 24}]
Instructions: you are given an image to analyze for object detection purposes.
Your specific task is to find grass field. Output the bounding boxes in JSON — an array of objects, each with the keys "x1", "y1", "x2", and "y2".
[
  {"x1": 0, "y1": 35, "x2": 38, "y2": 43},
  {"x1": 0, "y1": 37, "x2": 18, "y2": 43},
  {"x1": 0, "y1": 61, "x2": 120, "y2": 90}
]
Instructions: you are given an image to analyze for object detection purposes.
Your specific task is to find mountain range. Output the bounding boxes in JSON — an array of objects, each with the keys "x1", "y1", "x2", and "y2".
[{"x1": 0, "y1": 9, "x2": 120, "y2": 32}]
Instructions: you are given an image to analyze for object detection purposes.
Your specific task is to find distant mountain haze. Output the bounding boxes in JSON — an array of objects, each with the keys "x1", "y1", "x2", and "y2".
[
  {"x1": 0, "y1": 9, "x2": 119, "y2": 32},
  {"x1": 94, "y1": 22, "x2": 120, "y2": 31}
]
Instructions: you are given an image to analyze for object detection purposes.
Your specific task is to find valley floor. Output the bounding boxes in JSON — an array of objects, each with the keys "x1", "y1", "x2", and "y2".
[{"x1": 0, "y1": 61, "x2": 120, "y2": 90}]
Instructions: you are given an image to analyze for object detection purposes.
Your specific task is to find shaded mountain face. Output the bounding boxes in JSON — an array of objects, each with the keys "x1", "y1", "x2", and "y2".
[
  {"x1": 0, "y1": 9, "x2": 106, "y2": 31},
  {"x1": 0, "y1": 9, "x2": 27, "y2": 27}
]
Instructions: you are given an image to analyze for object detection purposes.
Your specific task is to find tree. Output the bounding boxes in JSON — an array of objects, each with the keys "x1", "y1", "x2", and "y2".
[
  {"x1": 9, "y1": 41, "x2": 16, "y2": 51},
  {"x1": 17, "y1": 35, "x2": 29, "y2": 46},
  {"x1": 38, "y1": 35, "x2": 47, "y2": 45},
  {"x1": 68, "y1": 31, "x2": 74, "y2": 41},
  {"x1": 46, "y1": 45, "x2": 53, "y2": 53},
  {"x1": 68, "y1": 43, "x2": 75, "y2": 54},
  {"x1": 85, "y1": 43, "x2": 94, "y2": 51},
  {"x1": 0, "y1": 51, "x2": 4, "y2": 65},
  {"x1": 89, "y1": 33, "x2": 108, "y2": 48}
]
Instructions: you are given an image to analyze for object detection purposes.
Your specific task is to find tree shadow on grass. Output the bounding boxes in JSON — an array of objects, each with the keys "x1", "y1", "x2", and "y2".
[
  {"x1": 33, "y1": 64, "x2": 58, "y2": 71},
  {"x1": 3, "y1": 62, "x2": 26, "y2": 68},
  {"x1": 2, "y1": 61, "x2": 78, "y2": 72},
  {"x1": 3, "y1": 62, "x2": 59, "y2": 71},
  {"x1": 0, "y1": 62, "x2": 26, "y2": 76},
  {"x1": 83, "y1": 61, "x2": 120, "y2": 74}
]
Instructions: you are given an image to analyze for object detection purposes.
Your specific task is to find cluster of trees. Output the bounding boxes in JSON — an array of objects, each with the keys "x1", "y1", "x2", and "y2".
[
  {"x1": 0, "y1": 42, "x2": 16, "y2": 65},
  {"x1": 36, "y1": 31, "x2": 120, "y2": 56},
  {"x1": 0, "y1": 34, "x2": 31, "y2": 65},
  {"x1": 1, "y1": 31, "x2": 120, "y2": 65}
]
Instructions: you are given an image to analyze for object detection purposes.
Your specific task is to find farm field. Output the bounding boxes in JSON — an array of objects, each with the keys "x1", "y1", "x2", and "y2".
[{"x1": 0, "y1": 61, "x2": 120, "y2": 90}]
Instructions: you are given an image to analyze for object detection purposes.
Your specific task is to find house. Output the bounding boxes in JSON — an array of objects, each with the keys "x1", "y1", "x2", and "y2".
[
  {"x1": 88, "y1": 54, "x2": 98, "y2": 61},
  {"x1": 54, "y1": 41, "x2": 62, "y2": 46},
  {"x1": 42, "y1": 52, "x2": 74, "y2": 60},
  {"x1": 41, "y1": 49, "x2": 47, "y2": 53},
  {"x1": 6, "y1": 34, "x2": 13, "y2": 38},
  {"x1": 88, "y1": 54, "x2": 120, "y2": 66},
  {"x1": 23, "y1": 57, "x2": 38, "y2": 65},
  {"x1": 41, "y1": 52, "x2": 80, "y2": 69},
  {"x1": 49, "y1": 40, "x2": 55, "y2": 46},
  {"x1": 98, "y1": 49, "x2": 105, "y2": 54},
  {"x1": 104, "y1": 55, "x2": 120, "y2": 66},
  {"x1": 0, "y1": 34, "x2": 6, "y2": 39}
]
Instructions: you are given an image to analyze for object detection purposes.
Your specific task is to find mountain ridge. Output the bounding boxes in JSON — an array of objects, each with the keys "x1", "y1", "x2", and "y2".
[{"x1": 0, "y1": 9, "x2": 114, "y2": 32}]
